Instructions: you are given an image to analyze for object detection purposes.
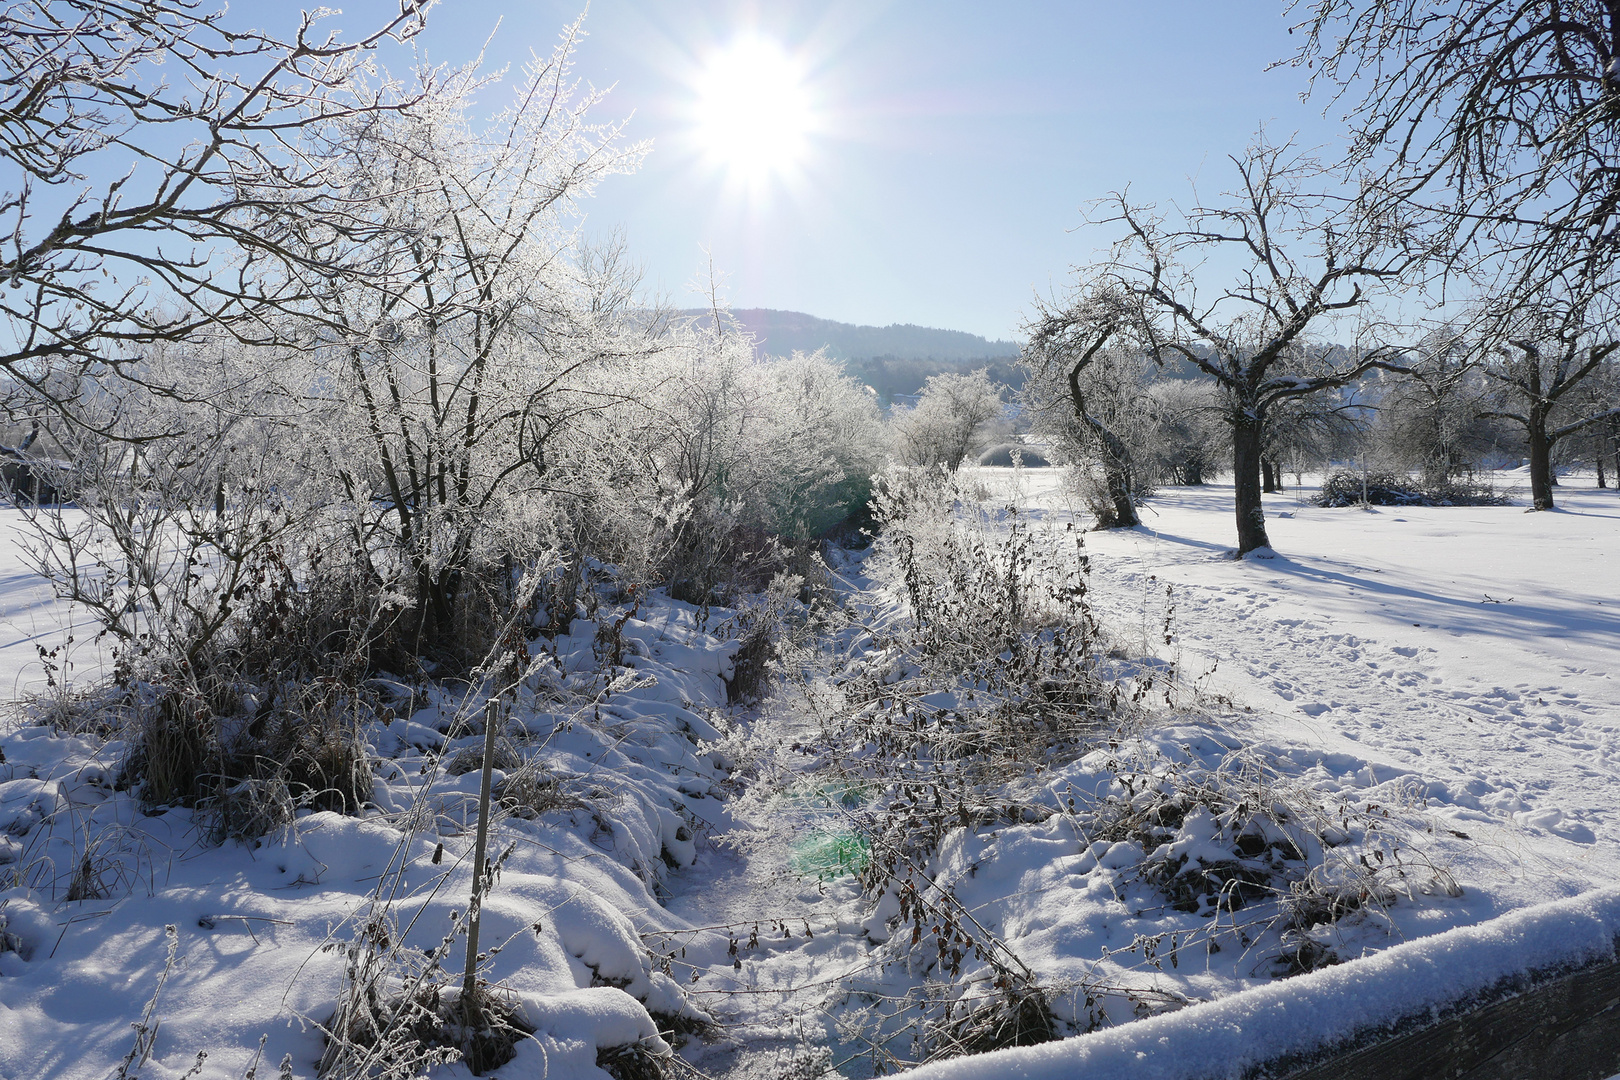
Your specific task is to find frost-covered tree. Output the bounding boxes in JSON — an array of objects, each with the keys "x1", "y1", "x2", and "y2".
[
  {"x1": 753, "y1": 350, "x2": 889, "y2": 538},
  {"x1": 1023, "y1": 305, "x2": 1231, "y2": 525},
  {"x1": 1293, "y1": 0, "x2": 1620, "y2": 510},
  {"x1": 1043, "y1": 141, "x2": 1414, "y2": 554},
  {"x1": 273, "y1": 33, "x2": 649, "y2": 647},
  {"x1": 1146, "y1": 379, "x2": 1227, "y2": 486},
  {"x1": 1021, "y1": 297, "x2": 1150, "y2": 526},
  {"x1": 0, "y1": 0, "x2": 428, "y2": 417},
  {"x1": 1373, "y1": 331, "x2": 1504, "y2": 483},
  {"x1": 1568, "y1": 359, "x2": 1620, "y2": 486},
  {"x1": 640, "y1": 318, "x2": 888, "y2": 599},
  {"x1": 25, "y1": 336, "x2": 333, "y2": 673},
  {"x1": 1258, "y1": 383, "x2": 1367, "y2": 491},
  {"x1": 894, "y1": 369, "x2": 1005, "y2": 470}
]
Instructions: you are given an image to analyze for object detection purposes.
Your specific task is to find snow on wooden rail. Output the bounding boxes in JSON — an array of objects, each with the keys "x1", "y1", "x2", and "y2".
[{"x1": 899, "y1": 888, "x2": 1620, "y2": 1080}]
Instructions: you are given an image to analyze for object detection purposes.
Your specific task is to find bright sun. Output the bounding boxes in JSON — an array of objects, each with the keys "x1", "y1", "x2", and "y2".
[{"x1": 693, "y1": 36, "x2": 814, "y2": 183}]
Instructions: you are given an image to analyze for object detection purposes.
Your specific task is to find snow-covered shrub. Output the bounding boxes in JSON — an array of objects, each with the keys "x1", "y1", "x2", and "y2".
[
  {"x1": 713, "y1": 569, "x2": 821, "y2": 707},
  {"x1": 1314, "y1": 469, "x2": 1508, "y2": 507},
  {"x1": 1067, "y1": 740, "x2": 1461, "y2": 979},
  {"x1": 202, "y1": 775, "x2": 297, "y2": 846},
  {"x1": 775, "y1": 467, "x2": 1132, "y2": 1062},
  {"x1": 493, "y1": 759, "x2": 584, "y2": 820}
]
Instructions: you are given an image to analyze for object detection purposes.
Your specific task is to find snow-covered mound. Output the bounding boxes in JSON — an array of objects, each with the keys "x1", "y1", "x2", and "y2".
[
  {"x1": 899, "y1": 885, "x2": 1620, "y2": 1079},
  {"x1": 0, "y1": 593, "x2": 741, "y2": 1080}
]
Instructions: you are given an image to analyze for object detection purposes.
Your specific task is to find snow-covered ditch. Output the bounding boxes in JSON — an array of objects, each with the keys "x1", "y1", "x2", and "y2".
[{"x1": 0, "y1": 597, "x2": 743, "y2": 1079}]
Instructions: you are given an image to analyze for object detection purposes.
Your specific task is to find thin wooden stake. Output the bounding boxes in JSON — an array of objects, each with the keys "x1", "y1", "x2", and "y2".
[{"x1": 462, "y1": 698, "x2": 500, "y2": 1002}]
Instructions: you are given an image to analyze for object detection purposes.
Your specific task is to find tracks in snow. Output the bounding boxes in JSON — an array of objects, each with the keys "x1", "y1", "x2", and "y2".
[{"x1": 1088, "y1": 561, "x2": 1620, "y2": 854}]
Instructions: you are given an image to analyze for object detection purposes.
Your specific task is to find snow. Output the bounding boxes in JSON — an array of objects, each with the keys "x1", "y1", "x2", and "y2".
[
  {"x1": 0, "y1": 512, "x2": 112, "y2": 701},
  {"x1": 0, "y1": 574, "x2": 743, "y2": 1079},
  {"x1": 874, "y1": 468, "x2": 1620, "y2": 1076},
  {"x1": 2, "y1": 470, "x2": 1619, "y2": 1077},
  {"x1": 901, "y1": 884, "x2": 1620, "y2": 1079},
  {"x1": 1064, "y1": 475, "x2": 1620, "y2": 882}
]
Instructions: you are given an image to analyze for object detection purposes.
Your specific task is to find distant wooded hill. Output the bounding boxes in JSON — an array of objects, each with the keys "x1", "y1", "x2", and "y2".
[{"x1": 680, "y1": 307, "x2": 1025, "y2": 401}]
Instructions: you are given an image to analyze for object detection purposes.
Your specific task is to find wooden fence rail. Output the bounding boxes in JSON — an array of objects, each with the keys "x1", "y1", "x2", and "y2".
[{"x1": 1277, "y1": 949, "x2": 1620, "y2": 1080}]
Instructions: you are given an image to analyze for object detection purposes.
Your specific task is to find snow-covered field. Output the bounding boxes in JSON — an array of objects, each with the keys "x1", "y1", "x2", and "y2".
[
  {"x1": 2, "y1": 471, "x2": 1617, "y2": 1079},
  {"x1": 1069, "y1": 472, "x2": 1620, "y2": 902}
]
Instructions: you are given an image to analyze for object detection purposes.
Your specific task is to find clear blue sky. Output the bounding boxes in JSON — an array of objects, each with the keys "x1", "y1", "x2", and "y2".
[{"x1": 353, "y1": 1, "x2": 1338, "y2": 340}]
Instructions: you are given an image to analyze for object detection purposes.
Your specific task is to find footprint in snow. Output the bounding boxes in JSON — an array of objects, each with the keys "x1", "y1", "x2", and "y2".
[
  {"x1": 1514, "y1": 807, "x2": 1598, "y2": 844},
  {"x1": 1299, "y1": 702, "x2": 1332, "y2": 717}
]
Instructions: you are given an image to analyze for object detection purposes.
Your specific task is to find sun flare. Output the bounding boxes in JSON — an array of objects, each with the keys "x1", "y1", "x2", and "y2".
[{"x1": 693, "y1": 36, "x2": 814, "y2": 182}]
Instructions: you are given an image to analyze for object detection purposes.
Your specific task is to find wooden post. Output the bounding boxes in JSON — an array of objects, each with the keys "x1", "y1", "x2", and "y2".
[{"x1": 462, "y1": 698, "x2": 500, "y2": 1003}]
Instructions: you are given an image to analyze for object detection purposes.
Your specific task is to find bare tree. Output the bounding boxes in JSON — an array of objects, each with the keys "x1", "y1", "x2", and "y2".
[
  {"x1": 1291, "y1": 0, "x2": 1620, "y2": 271},
  {"x1": 0, "y1": 1, "x2": 430, "y2": 417},
  {"x1": 1374, "y1": 330, "x2": 1505, "y2": 484},
  {"x1": 1475, "y1": 290, "x2": 1620, "y2": 507},
  {"x1": 1292, "y1": 0, "x2": 1620, "y2": 508},
  {"x1": 1042, "y1": 142, "x2": 1413, "y2": 554},
  {"x1": 1261, "y1": 385, "x2": 1366, "y2": 490},
  {"x1": 1023, "y1": 294, "x2": 1146, "y2": 527}
]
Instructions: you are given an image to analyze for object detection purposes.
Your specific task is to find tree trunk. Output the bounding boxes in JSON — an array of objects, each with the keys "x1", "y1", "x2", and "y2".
[
  {"x1": 1232, "y1": 414, "x2": 1272, "y2": 554},
  {"x1": 1067, "y1": 389, "x2": 1140, "y2": 528},
  {"x1": 1261, "y1": 457, "x2": 1278, "y2": 493},
  {"x1": 1185, "y1": 457, "x2": 1205, "y2": 485},
  {"x1": 1103, "y1": 459, "x2": 1141, "y2": 528},
  {"x1": 1610, "y1": 418, "x2": 1620, "y2": 489},
  {"x1": 1527, "y1": 410, "x2": 1556, "y2": 511}
]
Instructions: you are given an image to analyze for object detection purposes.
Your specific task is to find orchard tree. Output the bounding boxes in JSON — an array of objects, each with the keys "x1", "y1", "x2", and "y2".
[
  {"x1": 1023, "y1": 294, "x2": 1150, "y2": 527},
  {"x1": 1475, "y1": 289, "x2": 1620, "y2": 507},
  {"x1": 1293, "y1": 0, "x2": 1620, "y2": 508},
  {"x1": 1144, "y1": 379, "x2": 1227, "y2": 486},
  {"x1": 1260, "y1": 383, "x2": 1366, "y2": 491},
  {"x1": 1044, "y1": 141, "x2": 1414, "y2": 554},
  {"x1": 1374, "y1": 329, "x2": 1504, "y2": 483}
]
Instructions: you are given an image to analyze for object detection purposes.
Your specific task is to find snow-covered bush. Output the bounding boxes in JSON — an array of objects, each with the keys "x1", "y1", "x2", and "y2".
[
  {"x1": 277, "y1": 50, "x2": 651, "y2": 659},
  {"x1": 770, "y1": 467, "x2": 1133, "y2": 1061},
  {"x1": 632, "y1": 324, "x2": 887, "y2": 603},
  {"x1": 733, "y1": 467, "x2": 1465, "y2": 1071},
  {"x1": 1313, "y1": 469, "x2": 1509, "y2": 508}
]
